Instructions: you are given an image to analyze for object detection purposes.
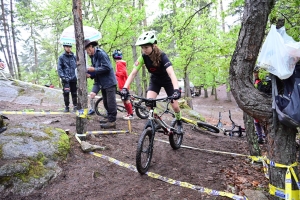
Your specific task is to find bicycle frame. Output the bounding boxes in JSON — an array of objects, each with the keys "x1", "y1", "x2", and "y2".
[
  {"x1": 134, "y1": 95, "x2": 183, "y2": 174},
  {"x1": 142, "y1": 98, "x2": 177, "y2": 136}
]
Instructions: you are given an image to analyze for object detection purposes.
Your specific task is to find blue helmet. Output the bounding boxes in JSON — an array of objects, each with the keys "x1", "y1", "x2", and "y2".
[{"x1": 112, "y1": 49, "x2": 122, "y2": 59}]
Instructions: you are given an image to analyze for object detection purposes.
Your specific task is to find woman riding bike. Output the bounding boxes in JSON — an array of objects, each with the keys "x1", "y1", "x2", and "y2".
[{"x1": 121, "y1": 31, "x2": 182, "y2": 132}]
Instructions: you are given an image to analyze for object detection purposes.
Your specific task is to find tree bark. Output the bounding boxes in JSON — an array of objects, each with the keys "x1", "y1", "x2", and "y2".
[
  {"x1": 1, "y1": 0, "x2": 14, "y2": 77},
  {"x1": 230, "y1": 0, "x2": 298, "y2": 198},
  {"x1": 204, "y1": 88, "x2": 208, "y2": 98},
  {"x1": 244, "y1": 112, "x2": 261, "y2": 156},
  {"x1": 10, "y1": 0, "x2": 21, "y2": 80},
  {"x1": 73, "y1": 0, "x2": 87, "y2": 135}
]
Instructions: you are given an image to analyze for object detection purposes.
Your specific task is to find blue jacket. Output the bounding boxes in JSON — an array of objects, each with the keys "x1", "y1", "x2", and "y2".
[
  {"x1": 57, "y1": 52, "x2": 77, "y2": 82},
  {"x1": 92, "y1": 47, "x2": 117, "y2": 89}
]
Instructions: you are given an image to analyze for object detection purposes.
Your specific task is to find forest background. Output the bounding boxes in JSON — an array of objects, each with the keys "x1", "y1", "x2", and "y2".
[{"x1": 1, "y1": 0, "x2": 299, "y2": 100}]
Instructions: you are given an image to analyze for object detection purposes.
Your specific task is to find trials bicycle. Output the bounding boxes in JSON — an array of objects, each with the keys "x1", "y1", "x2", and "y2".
[
  {"x1": 180, "y1": 117, "x2": 220, "y2": 133},
  {"x1": 94, "y1": 91, "x2": 149, "y2": 119},
  {"x1": 217, "y1": 110, "x2": 245, "y2": 137},
  {"x1": 132, "y1": 95, "x2": 184, "y2": 174}
]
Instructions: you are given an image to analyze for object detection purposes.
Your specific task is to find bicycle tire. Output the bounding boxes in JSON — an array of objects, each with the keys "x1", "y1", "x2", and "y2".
[
  {"x1": 95, "y1": 97, "x2": 126, "y2": 117},
  {"x1": 136, "y1": 129, "x2": 153, "y2": 174},
  {"x1": 197, "y1": 121, "x2": 220, "y2": 133},
  {"x1": 94, "y1": 97, "x2": 107, "y2": 117},
  {"x1": 135, "y1": 103, "x2": 149, "y2": 119},
  {"x1": 169, "y1": 120, "x2": 183, "y2": 150}
]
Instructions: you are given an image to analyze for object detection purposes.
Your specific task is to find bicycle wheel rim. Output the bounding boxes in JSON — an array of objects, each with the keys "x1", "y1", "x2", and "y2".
[
  {"x1": 94, "y1": 97, "x2": 107, "y2": 117},
  {"x1": 136, "y1": 129, "x2": 153, "y2": 174},
  {"x1": 169, "y1": 120, "x2": 183, "y2": 149},
  {"x1": 197, "y1": 121, "x2": 220, "y2": 133},
  {"x1": 135, "y1": 106, "x2": 149, "y2": 119}
]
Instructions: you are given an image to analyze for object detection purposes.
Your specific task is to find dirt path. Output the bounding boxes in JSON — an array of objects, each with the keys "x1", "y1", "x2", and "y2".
[{"x1": 0, "y1": 85, "x2": 269, "y2": 200}]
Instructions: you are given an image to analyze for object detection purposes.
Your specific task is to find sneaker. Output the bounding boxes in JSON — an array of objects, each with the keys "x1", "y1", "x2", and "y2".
[
  {"x1": 64, "y1": 107, "x2": 70, "y2": 112},
  {"x1": 176, "y1": 120, "x2": 183, "y2": 135},
  {"x1": 258, "y1": 138, "x2": 264, "y2": 144},
  {"x1": 88, "y1": 109, "x2": 95, "y2": 115},
  {"x1": 101, "y1": 121, "x2": 116, "y2": 129},
  {"x1": 73, "y1": 106, "x2": 77, "y2": 112},
  {"x1": 123, "y1": 114, "x2": 134, "y2": 120},
  {"x1": 99, "y1": 119, "x2": 108, "y2": 124}
]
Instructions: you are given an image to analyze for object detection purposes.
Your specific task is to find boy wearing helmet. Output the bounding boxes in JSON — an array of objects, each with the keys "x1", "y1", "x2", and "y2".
[
  {"x1": 57, "y1": 42, "x2": 77, "y2": 112},
  {"x1": 121, "y1": 31, "x2": 182, "y2": 132},
  {"x1": 112, "y1": 49, "x2": 134, "y2": 120},
  {"x1": 85, "y1": 39, "x2": 118, "y2": 129}
]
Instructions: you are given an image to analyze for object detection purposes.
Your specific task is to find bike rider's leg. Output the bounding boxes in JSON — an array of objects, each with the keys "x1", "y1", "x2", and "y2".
[
  {"x1": 254, "y1": 119, "x2": 264, "y2": 144},
  {"x1": 62, "y1": 82, "x2": 70, "y2": 112},
  {"x1": 164, "y1": 83, "x2": 183, "y2": 134},
  {"x1": 70, "y1": 81, "x2": 78, "y2": 112},
  {"x1": 123, "y1": 99, "x2": 134, "y2": 120}
]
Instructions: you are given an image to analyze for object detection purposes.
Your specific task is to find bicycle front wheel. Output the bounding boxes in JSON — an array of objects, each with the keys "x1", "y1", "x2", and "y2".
[
  {"x1": 169, "y1": 120, "x2": 183, "y2": 149},
  {"x1": 197, "y1": 121, "x2": 220, "y2": 133},
  {"x1": 135, "y1": 103, "x2": 149, "y2": 119},
  {"x1": 136, "y1": 129, "x2": 153, "y2": 174},
  {"x1": 94, "y1": 97, "x2": 107, "y2": 117}
]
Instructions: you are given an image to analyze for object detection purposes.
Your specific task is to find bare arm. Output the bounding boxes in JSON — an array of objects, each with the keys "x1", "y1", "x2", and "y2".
[
  {"x1": 166, "y1": 66, "x2": 179, "y2": 89},
  {"x1": 123, "y1": 68, "x2": 139, "y2": 89}
]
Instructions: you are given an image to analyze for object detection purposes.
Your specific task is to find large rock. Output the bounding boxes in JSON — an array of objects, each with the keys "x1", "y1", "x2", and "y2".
[
  {"x1": 0, "y1": 80, "x2": 63, "y2": 107},
  {"x1": 0, "y1": 122, "x2": 70, "y2": 197}
]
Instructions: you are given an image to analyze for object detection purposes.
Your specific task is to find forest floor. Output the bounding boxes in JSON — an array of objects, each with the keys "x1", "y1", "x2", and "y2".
[{"x1": 0, "y1": 85, "x2": 272, "y2": 200}]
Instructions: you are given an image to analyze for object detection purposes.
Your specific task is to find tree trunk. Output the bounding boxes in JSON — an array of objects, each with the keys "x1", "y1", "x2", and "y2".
[
  {"x1": 184, "y1": 75, "x2": 193, "y2": 109},
  {"x1": 10, "y1": 0, "x2": 21, "y2": 80},
  {"x1": 211, "y1": 87, "x2": 215, "y2": 95},
  {"x1": 226, "y1": 82, "x2": 232, "y2": 102},
  {"x1": 73, "y1": 0, "x2": 87, "y2": 135},
  {"x1": 244, "y1": 112, "x2": 261, "y2": 156},
  {"x1": 1, "y1": 0, "x2": 14, "y2": 78},
  {"x1": 229, "y1": 0, "x2": 298, "y2": 198},
  {"x1": 204, "y1": 88, "x2": 208, "y2": 98},
  {"x1": 214, "y1": 87, "x2": 218, "y2": 100}
]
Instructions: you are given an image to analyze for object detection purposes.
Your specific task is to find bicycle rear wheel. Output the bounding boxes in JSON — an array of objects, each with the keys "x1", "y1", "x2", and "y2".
[
  {"x1": 95, "y1": 97, "x2": 126, "y2": 117},
  {"x1": 135, "y1": 103, "x2": 149, "y2": 119},
  {"x1": 136, "y1": 129, "x2": 153, "y2": 174},
  {"x1": 197, "y1": 121, "x2": 220, "y2": 133},
  {"x1": 169, "y1": 120, "x2": 183, "y2": 150},
  {"x1": 94, "y1": 97, "x2": 107, "y2": 117}
]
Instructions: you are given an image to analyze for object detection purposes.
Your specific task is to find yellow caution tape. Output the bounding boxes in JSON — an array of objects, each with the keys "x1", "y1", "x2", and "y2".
[
  {"x1": 76, "y1": 108, "x2": 88, "y2": 118},
  {"x1": 90, "y1": 151, "x2": 248, "y2": 200},
  {"x1": 0, "y1": 111, "x2": 71, "y2": 115},
  {"x1": 155, "y1": 139, "x2": 300, "y2": 199},
  {"x1": 86, "y1": 130, "x2": 129, "y2": 135}
]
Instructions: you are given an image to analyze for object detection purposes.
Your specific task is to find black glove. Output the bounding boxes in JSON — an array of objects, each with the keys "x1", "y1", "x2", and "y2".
[
  {"x1": 172, "y1": 89, "x2": 181, "y2": 100},
  {"x1": 121, "y1": 88, "x2": 129, "y2": 100}
]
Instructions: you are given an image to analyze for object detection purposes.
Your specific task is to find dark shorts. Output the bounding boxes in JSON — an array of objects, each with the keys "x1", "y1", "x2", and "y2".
[{"x1": 148, "y1": 76, "x2": 174, "y2": 96}]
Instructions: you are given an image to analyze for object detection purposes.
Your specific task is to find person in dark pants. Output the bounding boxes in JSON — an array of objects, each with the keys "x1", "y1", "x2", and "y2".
[
  {"x1": 85, "y1": 39, "x2": 117, "y2": 129},
  {"x1": 253, "y1": 68, "x2": 266, "y2": 144},
  {"x1": 57, "y1": 42, "x2": 77, "y2": 112}
]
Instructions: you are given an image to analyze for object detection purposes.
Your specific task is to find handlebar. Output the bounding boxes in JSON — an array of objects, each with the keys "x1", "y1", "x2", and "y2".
[{"x1": 131, "y1": 94, "x2": 174, "y2": 103}]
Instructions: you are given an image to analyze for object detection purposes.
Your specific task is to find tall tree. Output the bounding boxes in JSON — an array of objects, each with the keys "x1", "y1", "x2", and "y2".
[
  {"x1": 73, "y1": 0, "x2": 88, "y2": 135},
  {"x1": 10, "y1": 0, "x2": 21, "y2": 79},
  {"x1": 0, "y1": 0, "x2": 14, "y2": 77},
  {"x1": 230, "y1": 0, "x2": 298, "y2": 199}
]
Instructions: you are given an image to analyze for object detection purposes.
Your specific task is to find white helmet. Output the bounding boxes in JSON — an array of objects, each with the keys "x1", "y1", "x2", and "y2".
[
  {"x1": 135, "y1": 31, "x2": 157, "y2": 46},
  {"x1": 62, "y1": 42, "x2": 72, "y2": 47}
]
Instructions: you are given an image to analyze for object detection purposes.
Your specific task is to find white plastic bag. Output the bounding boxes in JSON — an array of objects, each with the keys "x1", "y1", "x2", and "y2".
[{"x1": 257, "y1": 25, "x2": 300, "y2": 79}]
